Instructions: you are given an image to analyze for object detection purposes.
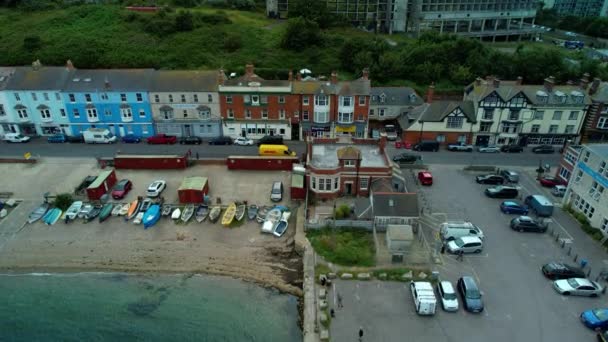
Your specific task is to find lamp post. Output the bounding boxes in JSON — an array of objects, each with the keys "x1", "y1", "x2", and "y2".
[{"x1": 418, "y1": 120, "x2": 424, "y2": 143}]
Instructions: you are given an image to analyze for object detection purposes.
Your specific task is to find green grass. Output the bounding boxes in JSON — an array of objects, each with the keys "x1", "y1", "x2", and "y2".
[{"x1": 307, "y1": 228, "x2": 375, "y2": 267}]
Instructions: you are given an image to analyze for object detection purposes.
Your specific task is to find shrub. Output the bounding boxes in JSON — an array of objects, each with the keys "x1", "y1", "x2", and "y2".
[
  {"x1": 53, "y1": 193, "x2": 73, "y2": 211},
  {"x1": 592, "y1": 230, "x2": 604, "y2": 241},
  {"x1": 23, "y1": 35, "x2": 42, "y2": 51},
  {"x1": 307, "y1": 228, "x2": 375, "y2": 266},
  {"x1": 338, "y1": 204, "x2": 350, "y2": 218},
  {"x1": 223, "y1": 33, "x2": 242, "y2": 52}
]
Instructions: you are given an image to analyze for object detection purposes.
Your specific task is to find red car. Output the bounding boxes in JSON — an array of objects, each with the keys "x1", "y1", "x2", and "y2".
[
  {"x1": 539, "y1": 176, "x2": 563, "y2": 188},
  {"x1": 111, "y1": 179, "x2": 132, "y2": 199},
  {"x1": 418, "y1": 171, "x2": 433, "y2": 185},
  {"x1": 146, "y1": 134, "x2": 177, "y2": 144}
]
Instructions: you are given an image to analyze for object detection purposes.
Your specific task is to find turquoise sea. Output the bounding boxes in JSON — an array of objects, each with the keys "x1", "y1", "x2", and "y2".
[{"x1": 0, "y1": 272, "x2": 301, "y2": 342}]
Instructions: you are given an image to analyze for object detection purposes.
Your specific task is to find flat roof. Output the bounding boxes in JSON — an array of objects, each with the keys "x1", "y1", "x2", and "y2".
[
  {"x1": 586, "y1": 144, "x2": 608, "y2": 159},
  {"x1": 310, "y1": 144, "x2": 387, "y2": 169}
]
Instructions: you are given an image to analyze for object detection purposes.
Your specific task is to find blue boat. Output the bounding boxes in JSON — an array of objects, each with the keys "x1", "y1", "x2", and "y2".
[
  {"x1": 143, "y1": 205, "x2": 161, "y2": 229},
  {"x1": 42, "y1": 208, "x2": 57, "y2": 225}
]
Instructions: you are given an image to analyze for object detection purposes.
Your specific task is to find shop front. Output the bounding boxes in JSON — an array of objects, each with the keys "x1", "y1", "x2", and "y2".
[{"x1": 224, "y1": 121, "x2": 291, "y2": 140}]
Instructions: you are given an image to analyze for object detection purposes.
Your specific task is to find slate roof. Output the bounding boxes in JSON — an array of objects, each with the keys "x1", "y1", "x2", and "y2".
[
  {"x1": 372, "y1": 192, "x2": 419, "y2": 218},
  {"x1": 222, "y1": 70, "x2": 291, "y2": 88},
  {"x1": 0, "y1": 67, "x2": 15, "y2": 91},
  {"x1": 6, "y1": 66, "x2": 71, "y2": 90},
  {"x1": 62, "y1": 69, "x2": 155, "y2": 92},
  {"x1": 418, "y1": 100, "x2": 476, "y2": 123},
  {"x1": 292, "y1": 77, "x2": 370, "y2": 96},
  {"x1": 150, "y1": 70, "x2": 218, "y2": 92},
  {"x1": 592, "y1": 82, "x2": 608, "y2": 102},
  {"x1": 370, "y1": 87, "x2": 423, "y2": 106}
]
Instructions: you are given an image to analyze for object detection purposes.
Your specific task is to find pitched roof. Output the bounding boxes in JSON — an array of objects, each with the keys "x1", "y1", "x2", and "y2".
[
  {"x1": 222, "y1": 71, "x2": 291, "y2": 88},
  {"x1": 372, "y1": 192, "x2": 419, "y2": 218},
  {"x1": 0, "y1": 67, "x2": 15, "y2": 91},
  {"x1": 62, "y1": 69, "x2": 155, "y2": 92},
  {"x1": 419, "y1": 100, "x2": 476, "y2": 123},
  {"x1": 370, "y1": 87, "x2": 423, "y2": 106},
  {"x1": 6, "y1": 66, "x2": 71, "y2": 90},
  {"x1": 150, "y1": 70, "x2": 218, "y2": 92},
  {"x1": 292, "y1": 77, "x2": 370, "y2": 95}
]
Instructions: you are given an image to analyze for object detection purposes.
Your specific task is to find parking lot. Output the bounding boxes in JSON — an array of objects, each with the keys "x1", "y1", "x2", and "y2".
[{"x1": 330, "y1": 164, "x2": 607, "y2": 342}]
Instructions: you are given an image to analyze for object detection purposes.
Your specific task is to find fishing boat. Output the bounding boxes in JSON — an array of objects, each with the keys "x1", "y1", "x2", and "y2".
[
  {"x1": 118, "y1": 203, "x2": 130, "y2": 216},
  {"x1": 111, "y1": 203, "x2": 123, "y2": 216},
  {"x1": 139, "y1": 198, "x2": 153, "y2": 212},
  {"x1": 262, "y1": 208, "x2": 282, "y2": 234},
  {"x1": 85, "y1": 205, "x2": 102, "y2": 222},
  {"x1": 133, "y1": 212, "x2": 144, "y2": 225},
  {"x1": 247, "y1": 204, "x2": 258, "y2": 221},
  {"x1": 256, "y1": 206, "x2": 270, "y2": 223},
  {"x1": 46, "y1": 208, "x2": 63, "y2": 225},
  {"x1": 27, "y1": 203, "x2": 49, "y2": 224},
  {"x1": 273, "y1": 212, "x2": 291, "y2": 237},
  {"x1": 98, "y1": 203, "x2": 114, "y2": 222},
  {"x1": 43, "y1": 208, "x2": 57, "y2": 225},
  {"x1": 78, "y1": 203, "x2": 93, "y2": 219},
  {"x1": 195, "y1": 204, "x2": 209, "y2": 223},
  {"x1": 143, "y1": 205, "x2": 161, "y2": 229},
  {"x1": 64, "y1": 201, "x2": 83, "y2": 223},
  {"x1": 209, "y1": 206, "x2": 221, "y2": 223},
  {"x1": 181, "y1": 204, "x2": 195, "y2": 223},
  {"x1": 162, "y1": 204, "x2": 172, "y2": 217},
  {"x1": 171, "y1": 207, "x2": 182, "y2": 220},
  {"x1": 235, "y1": 204, "x2": 246, "y2": 221},
  {"x1": 221, "y1": 203, "x2": 237, "y2": 226},
  {"x1": 126, "y1": 198, "x2": 141, "y2": 221}
]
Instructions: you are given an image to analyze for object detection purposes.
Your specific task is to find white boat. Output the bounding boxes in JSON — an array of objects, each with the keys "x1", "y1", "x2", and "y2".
[
  {"x1": 273, "y1": 212, "x2": 291, "y2": 237},
  {"x1": 133, "y1": 212, "x2": 144, "y2": 225},
  {"x1": 262, "y1": 208, "x2": 282, "y2": 234},
  {"x1": 64, "y1": 201, "x2": 83, "y2": 222},
  {"x1": 171, "y1": 207, "x2": 182, "y2": 220},
  {"x1": 111, "y1": 203, "x2": 123, "y2": 216},
  {"x1": 118, "y1": 203, "x2": 130, "y2": 216},
  {"x1": 181, "y1": 204, "x2": 195, "y2": 223}
]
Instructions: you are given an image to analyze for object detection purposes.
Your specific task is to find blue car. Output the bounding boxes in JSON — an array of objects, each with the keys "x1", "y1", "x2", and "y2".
[
  {"x1": 47, "y1": 134, "x2": 67, "y2": 143},
  {"x1": 500, "y1": 201, "x2": 528, "y2": 215},
  {"x1": 581, "y1": 308, "x2": 608, "y2": 330},
  {"x1": 121, "y1": 134, "x2": 141, "y2": 144}
]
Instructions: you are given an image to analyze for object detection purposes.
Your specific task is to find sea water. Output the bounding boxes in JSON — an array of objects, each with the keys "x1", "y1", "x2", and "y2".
[{"x1": 0, "y1": 273, "x2": 301, "y2": 342}]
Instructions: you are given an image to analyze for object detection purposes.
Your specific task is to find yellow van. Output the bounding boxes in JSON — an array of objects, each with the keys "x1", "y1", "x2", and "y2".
[{"x1": 258, "y1": 144, "x2": 296, "y2": 157}]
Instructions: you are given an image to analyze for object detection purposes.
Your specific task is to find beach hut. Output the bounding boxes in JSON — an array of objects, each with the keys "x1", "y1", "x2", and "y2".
[
  {"x1": 177, "y1": 177, "x2": 209, "y2": 203},
  {"x1": 86, "y1": 169, "x2": 117, "y2": 200}
]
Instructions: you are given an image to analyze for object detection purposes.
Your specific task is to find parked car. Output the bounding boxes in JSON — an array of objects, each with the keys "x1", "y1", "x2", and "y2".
[
  {"x1": 485, "y1": 186, "x2": 518, "y2": 199},
  {"x1": 66, "y1": 135, "x2": 85, "y2": 143},
  {"x1": 147, "y1": 134, "x2": 177, "y2": 145},
  {"x1": 436, "y1": 281, "x2": 459, "y2": 312},
  {"x1": 446, "y1": 236, "x2": 483, "y2": 254},
  {"x1": 510, "y1": 216, "x2": 548, "y2": 233},
  {"x1": 234, "y1": 137, "x2": 254, "y2": 146},
  {"x1": 532, "y1": 145, "x2": 555, "y2": 154},
  {"x1": 542, "y1": 262, "x2": 585, "y2": 280},
  {"x1": 413, "y1": 140, "x2": 439, "y2": 152},
  {"x1": 2, "y1": 133, "x2": 30, "y2": 143},
  {"x1": 111, "y1": 179, "x2": 133, "y2": 199},
  {"x1": 447, "y1": 142, "x2": 473, "y2": 152},
  {"x1": 478, "y1": 145, "x2": 500, "y2": 153},
  {"x1": 146, "y1": 180, "x2": 166, "y2": 197},
  {"x1": 256, "y1": 135, "x2": 283, "y2": 146},
  {"x1": 457, "y1": 276, "x2": 484, "y2": 313},
  {"x1": 440, "y1": 221, "x2": 485, "y2": 242},
  {"x1": 270, "y1": 181, "x2": 283, "y2": 202},
  {"x1": 476, "y1": 174, "x2": 505, "y2": 185},
  {"x1": 500, "y1": 201, "x2": 529, "y2": 215},
  {"x1": 393, "y1": 153, "x2": 421, "y2": 164},
  {"x1": 179, "y1": 136, "x2": 202, "y2": 145},
  {"x1": 500, "y1": 144, "x2": 523, "y2": 153},
  {"x1": 553, "y1": 278, "x2": 603, "y2": 297},
  {"x1": 418, "y1": 171, "x2": 433, "y2": 186},
  {"x1": 209, "y1": 136, "x2": 233, "y2": 145},
  {"x1": 524, "y1": 195, "x2": 554, "y2": 217},
  {"x1": 552, "y1": 185, "x2": 567, "y2": 197},
  {"x1": 47, "y1": 133, "x2": 68, "y2": 143},
  {"x1": 581, "y1": 309, "x2": 608, "y2": 330},
  {"x1": 500, "y1": 170, "x2": 520, "y2": 183},
  {"x1": 539, "y1": 176, "x2": 562, "y2": 187},
  {"x1": 121, "y1": 134, "x2": 141, "y2": 144}
]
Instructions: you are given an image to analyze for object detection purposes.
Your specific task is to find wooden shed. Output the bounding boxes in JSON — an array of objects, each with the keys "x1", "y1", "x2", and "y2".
[
  {"x1": 177, "y1": 177, "x2": 209, "y2": 203},
  {"x1": 86, "y1": 169, "x2": 117, "y2": 201}
]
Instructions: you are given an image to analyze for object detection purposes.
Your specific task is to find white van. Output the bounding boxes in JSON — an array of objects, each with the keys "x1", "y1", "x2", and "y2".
[
  {"x1": 2, "y1": 133, "x2": 30, "y2": 143},
  {"x1": 440, "y1": 221, "x2": 484, "y2": 242},
  {"x1": 83, "y1": 128, "x2": 117, "y2": 144},
  {"x1": 410, "y1": 281, "x2": 437, "y2": 315}
]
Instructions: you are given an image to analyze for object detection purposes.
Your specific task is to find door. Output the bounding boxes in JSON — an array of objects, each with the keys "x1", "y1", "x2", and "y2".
[
  {"x1": 345, "y1": 183, "x2": 352, "y2": 195},
  {"x1": 118, "y1": 125, "x2": 125, "y2": 137},
  {"x1": 475, "y1": 135, "x2": 490, "y2": 146},
  {"x1": 184, "y1": 125, "x2": 192, "y2": 137}
]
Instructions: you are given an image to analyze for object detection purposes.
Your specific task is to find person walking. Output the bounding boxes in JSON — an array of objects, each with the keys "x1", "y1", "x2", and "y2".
[
  {"x1": 330, "y1": 308, "x2": 335, "y2": 318},
  {"x1": 358, "y1": 327, "x2": 364, "y2": 341},
  {"x1": 440, "y1": 244, "x2": 446, "y2": 254},
  {"x1": 457, "y1": 250, "x2": 464, "y2": 261},
  {"x1": 337, "y1": 293, "x2": 343, "y2": 309}
]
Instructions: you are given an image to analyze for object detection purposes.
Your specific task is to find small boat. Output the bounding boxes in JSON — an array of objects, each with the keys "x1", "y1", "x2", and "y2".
[
  {"x1": 86, "y1": 205, "x2": 102, "y2": 222},
  {"x1": 47, "y1": 208, "x2": 63, "y2": 225},
  {"x1": 256, "y1": 206, "x2": 270, "y2": 223},
  {"x1": 118, "y1": 203, "x2": 130, "y2": 216},
  {"x1": 140, "y1": 198, "x2": 153, "y2": 212},
  {"x1": 162, "y1": 204, "x2": 173, "y2": 217},
  {"x1": 78, "y1": 204, "x2": 93, "y2": 219},
  {"x1": 28, "y1": 203, "x2": 49, "y2": 224},
  {"x1": 181, "y1": 204, "x2": 195, "y2": 223},
  {"x1": 171, "y1": 207, "x2": 182, "y2": 220},
  {"x1": 126, "y1": 198, "x2": 141, "y2": 221},
  {"x1": 235, "y1": 204, "x2": 246, "y2": 221},
  {"x1": 247, "y1": 204, "x2": 258, "y2": 220},
  {"x1": 111, "y1": 203, "x2": 123, "y2": 216},
  {"x1": 41, "y1": 208, "x2": 55, "y2": 224},
  {"x1": 221, "y1": 203, "x2": 237, "y2": 226},
  {"x1": 64, "y1": 201, "x2": 83, "y2": 223},
  {"x1": 98, "y1": 203, "x2": 114, "y2": 222},
  {"x1": 133, "y1": 212, "x2": 144, "y2": 225},
  {"x1": 143, "y1": 205, "x2": 161, "y2": 229},
  {"x1": 273, "y1": 212, "x2": 291, "y2": 237},
  {"x1": 195, "y1": 204, "x2": 209, "y2": 223},
  {"x1": 209, "y1": 206, "x2": 221, "y2": 223},
  {"x1": 262, "y1": 208, "x2": 282, "y2": 234}
]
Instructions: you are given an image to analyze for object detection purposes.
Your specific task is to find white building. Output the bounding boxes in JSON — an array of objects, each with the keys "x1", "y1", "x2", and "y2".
[{"x1": 564, "y1": 144, "x2": 608, "y2": 235}]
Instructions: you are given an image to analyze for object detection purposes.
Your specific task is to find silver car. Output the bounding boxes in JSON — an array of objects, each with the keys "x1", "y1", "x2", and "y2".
[
  {"x1": 437, "y1": 281, "x2": 459, "y2": 312},
  {"x1": 553, "y1": 278, "x2": 603, "y2": 297},
  {"x1": 478, "y1": 145, "x2": 500, "y2": 153}
]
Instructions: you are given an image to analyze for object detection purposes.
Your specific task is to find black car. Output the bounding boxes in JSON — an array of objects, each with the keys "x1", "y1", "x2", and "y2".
[
  {"x1": 484, "y1": 186, "x2": 518, "y2": 198},
  {"x1": 457, "y1": 276, "x2": 484, "y2": 313},
  {"x1": 541, "y1": 262, "x2": 586, "y2": 280},
  {"x1": 209, "y1": 136, "x2": 233, "y2": 145},
  {"x1": 412, "y1": 140, "x2": 439, "y2": 152},
  {"x1": 510, "y1": 216, "x2": 548, "y2": 233},
  {"x1": 500, "y1": 144, "x2": 523, "y2": 153},
  {"x1": 475, "y1": 174, "x2": 505, "y2": 185},
  {"x1": 179, "y1": 136, "x2": 202, "y2": 145},
  {"x1": 66, "y1": 135, "x2": 85, "y2": 143},
  {"x1": 392, "y1": 153, "x2": 421, "y2": 164},
  {"x1": 256, "y1": 135, "x2": 283, "y2": 146},
  {"x1": 532, "y1": 145, "x2": 555, "y2": 154}
]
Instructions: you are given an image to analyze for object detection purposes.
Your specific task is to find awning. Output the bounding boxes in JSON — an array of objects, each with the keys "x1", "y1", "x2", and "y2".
[
  {"x1": 14, "y1": 104, "x2": 26, "y2": 110},
  {"x1": 159, "y1": 105, "x2": 173, "y2": 111},
  {"x1": 36, "y1": 104, "x2": 49, "y2": 110},
  {"x1": 335, "y1": 125, "x2": 356, "y2": 133},
  {"x1": 85, "y1": 103, "x2": 96, "y2": 109}
]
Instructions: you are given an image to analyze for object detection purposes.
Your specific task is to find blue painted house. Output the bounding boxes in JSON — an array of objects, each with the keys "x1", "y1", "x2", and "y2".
[{"x1": 63, "y1": 69, "x2": 155, "y2": 137}]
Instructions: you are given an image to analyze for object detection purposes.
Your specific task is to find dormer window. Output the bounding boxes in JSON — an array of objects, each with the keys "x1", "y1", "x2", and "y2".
[
  {"x1": 409, "y1": 93, "x2": 417, "y2": 103},
  {"x1": 571, "y1": 91, "x2": 584, "y2": 104},
  {"x1": 380, "y1": 94, "x2": 386, "y2": 103},
  {"x1": 344, "y1": 160, "x2": 355, "y2": 167},
  {"x1": 554, "y1": 91, "x2": 566, "y2": 104},
  {"x1": 536, "y1": 90, "x2": 548, "y2": 104}
]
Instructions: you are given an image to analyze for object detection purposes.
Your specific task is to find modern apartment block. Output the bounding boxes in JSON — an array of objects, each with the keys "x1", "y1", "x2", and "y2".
[
  {"x1": 563, "y1": 144, "x2": 608, "y2": 235},
  {"x1": 549, "y1": 0, "x2": 608, "y2": 17}
]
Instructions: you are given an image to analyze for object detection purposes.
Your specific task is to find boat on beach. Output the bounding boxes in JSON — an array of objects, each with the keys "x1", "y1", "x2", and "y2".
[
  {"x1": 111, "y1": 203, "x2": 123, "y2": 216},
  {"x1": 262, "y1": 208, "x2": 282, "y2": 234},
  {"x1": 98, "y1": 203, "x2": 114, "y2": 222},
  {"x1": 64, "y1": 201, "x2": 83, "y2": 223},
  {"x1": 171, "y1": 207, "x2": 182, "y2": 220},
  {"x1": 139, "y1": 198, "x2": 153, "y2": 212},
  {"x1": 247, "y1": 204, "x2": 258, "y2": 220},
  {"x1": 221, "y1": 203, "x2": 237, "y2": 226},
  {"x1": 235, "y1": 204, "x2": 246, "y2": 221},
  {"x1": 126, "y1": 198, "x2": 141, "y2": 221},
  {"x1": 85, "y1": 205, "x2": 102, "y2": 222},
  {"x1": 28, "y1": 203, "x2": 49, "y2": 224},
  {"x1": 195, "y1": 204, "x2": 209, "y2": 223},
  {"x1": 118, "y1": 203, "x2": 130, "y2": 216},
  {"x1": 273, "y1": 212, "x2": 291, "y2": 237},
  {"x1": 133, "y1": 212, "x2": 144, "y2": 225},
  {"x1": 209, "y1": 206, "x2": 221, "y2": 223},
  {"x1": 256, "y1": 206, "x2": 270, "y2": 223},
  {"x1": 181, "y1": 204, "x2": 195, "y2": 223},
  {"x1": 161, "y1": 204, "x2": 173, "y2": 217},
  {"x1": 46, "y1": 208, "x2": 63, "y2": 225},
  {"x1": 143, "y1": 205, "x2": 161, "y2": 229}
]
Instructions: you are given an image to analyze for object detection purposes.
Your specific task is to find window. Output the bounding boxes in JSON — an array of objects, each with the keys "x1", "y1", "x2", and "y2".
[
  {"x1": 104, "y1": 109, "x2": 112, "y2": 117},
  {"x1": 369, "y1": 109, "x2": 375, "y2": 117},
  {"x1": 334, "y1": 177, "x2": 339, "y2": 190},
  {"x1": 161, "y1": 108, "x2": 173, "y2": 120},
  {"x1": 480, "y1": 122, "x2": 492, "y2": 132},
  {"x1": 583, "y1": 151, "x2": 590, "y2": 162},
  {"x1": 227, "y1": 109, "x2": 234, "y2": 119},
  {"x1": 120, "y1": 108, "x2": 132, "y2": 120},
  {"x1": 338, "y1": 112, "x2": 353, "y2": 123},
  {"x1": 569, "y1": 111, "x2": 579, "y2": 120},
  {"x1": 69, "y1": 94, "x2": 75, "y2": 102},
  {"x1": 531, "y1": 124, "x2": 540, "y2": 133},
  {"x1": 565, "y1": 152, "x2": 578, "y2": 165},
  {"x1": 100, "y1": 93, "x2": 108, "y2": 100},
  {"x1": 303, "y1": 110, "x2": 309, "y2": 121},
  {"x1": 602, "y1": 218, "x2": 608, "y2": 233},
  {"x1": 226, "y1": 95, "x2": 232, "y2": 104},
  {"x1": 279, "y1": 109, "x2": 286, "y2": 119},
  {"x1": 360, "y1": 178, "x2": 369, "y2": 190},
  {"x1": 379, "y1": 109, "x2": 385, "y2": 117},
  {"x1": 17, "y1": 109, "x2": 28, "y2": 119},
  {"x1": 120, "y1": 94, "x2": 127, "y2": 102},
  {"x1": 501, "y1": 123, "x2": 519, "y2": 133},
  {"x1": 207, "y1": 94, "x2": 212, "y2": 102},
  {"x1": 314, "y1": 177, "x2": 335, "y2": 192},
  {"x1": 548, "y1": 125, "x2": 558, "y2": 133},
  {"x1": 87, "y1": 108, "x2": 98, "y2": 119},
  {"x1": 559, "y1": 167, "x2": 571, "y2": 180},
  {"x1": 260, "y1": 96, "x2": 268, "y2": 104},
  {"x1": 344, "y1": 160, "x2": 355, "y2": 167},
  {"x1": 245, "y1": 110, "x2": 251, "y2": 119},
  {"x1": 193, "y1": 94, "x2": 198, "y2": 102},
  {"x1": 314, "y1": 111, "x2": 329, "y2": 123},
  {"x1": 574, "y1": 194, "x2": 596, "y2": 218},
  {"x1": 508, "y1": 110, "x2": 520, "y2": 121},
  {"x1": 31, "y1": 93, "x2": 37, "y2": 101},
  {"x1": 278, "y1": 96, "x2": 285, "y2": 104},
  {"x1": 136, "y1": 93, "x2": 143, "y2": 102},
  {"x1": 341, "y1": 96, "x2": 352, "y2": 107},
  {"x1": 182, "y1": 109, "x2": 188, "y2": 118},
  {"x1": 446, "y1": 116, "x2": 463, "y2": 128},
  {"x1": 83, "y1": 94, "x2": 91, "y2": 102},
  {"x1": 552, "y1": 111, "x2": 562, "y2": 120},
  {"x1": 436, "y1": 134, "x2": 445, "y2": 142},
  {"x1": 0, "y1": 105, "x2": 5, "y2": 117},
  {"x1": 261, "y1": 109, "x2": 268, "y2": 119},
  {"x1": 39, "y1": 108, "x2": 51, "y2": 119},
  {"x1": 72, "y1": 108, "x2": 80, "y2": 118},
  {"x1": 589, "y1": 181, "x2": 605, "y2": 201},
  {"x1": 600, "y1": 161, "x2": 606, "y2": 175},
  {"x1": 55, "y1": 93, "x2": 60, "y2": 101},
  {"x1": 43, "y1": 93, "x2": 49, "y2": 101},
  {"x1": 359, "y1": 96, "x2": 366, "y2": 106},
  {"x1": 154, "y1": 95, "x2": 160, "y2": 103},
  {"x1": 315, "y1": 95, "x2": 328, "y2": 106},
  {"x1": 181, "y1": 94, "x2": 186, "y2": 103},
  {"x1": 251, "y1": 95, "x2": 259, "y2": 105},
  {"x1": 574, "y1": 170, "x2": 583, "y2": 183},
  {"x1": 198, "y1": 109, "x2": 210, "y2": 119},
  {"x1": 564, "y1": 125, "x2": 574, "y2": 134},
  {"x1": 168, "y1": 95, "x2": 174, "y2": 103},
  {"x1": 139, "y1": 109, "x2": 146, "y2": 118},
  {"x1": 303, "y1": 96, "x2": 309, "y2": 106},
  {"x1": 14, "y1": 93, "x2": 20, "y2": 101},
  {"x1": 483, "y1": 109, "x2": 493, "y2": 120},
  {"x1": 597, "y1": 117, "x2": 608, "y2": 129},
  {"x1": 534, "y1": 111, "x2": 544, "y2": 120},
  {"x1": 60, "y1": 109, "x2": 66, "y2": 118}
]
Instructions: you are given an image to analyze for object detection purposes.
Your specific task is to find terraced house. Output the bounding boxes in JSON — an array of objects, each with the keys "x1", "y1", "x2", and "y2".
[
  {"x1": 63, "y1": 69, "x2": 155, "y2": 138},
  {"x1": 149, "y1": 70, "x2": 222, "y2": 139}
]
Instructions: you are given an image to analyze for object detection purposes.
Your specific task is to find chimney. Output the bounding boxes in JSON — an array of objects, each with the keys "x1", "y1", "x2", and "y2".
[
  {"x1": 379, "y1": 134, "x2": 387, "y2": 152},
  {"x1": 515, "y1": 76, "x2": 523, "y2": 85},
  {"x1": 288, "y1": 70, "x2": 293, "y2": 81},
  {"x1": 331, "y1": 71, "x2": 338, "y2": 84},
  {"x1": 31, "y1": 59, "x2": 42, "y2": 71},
  {"x1": 296, "y1": 72, "x2": 302, "y2": 81},
  {"x1": 485, "y1": 75, "x2": 494, "y2": 83},
  {"x1": 104, "y1": 77, "x2": 111, "y2": 90},
  {"x1": 475, "y1": 77, "x2": 482, "y2": 86},
  {"x1": 493, "y1": 78, "x2": 500, "y2": 88},
  {"x1": 580, "y1": 73, "x2": 590, "y2": 90},
  {"x1": 362, "y1": 68, "x2": 369, "y2": 80},
  {"x1": 544, "y1": 76, "x2": 555, "y2": 93},
  {"x1": 245, "y1": 63, "x2": 254, "y2": 76},
  {"x1": 426, "y1": 83, "x2": 435, "y2": 103},
  {"x1": 217, "y1": 68, "x2": 225, "y2": 85},
  {"x1": 66, "y1": 59, "x2": 75, "y2": 70},
  {"x1": 590, "y1": 78, "x2": 601, "y2": 95}
]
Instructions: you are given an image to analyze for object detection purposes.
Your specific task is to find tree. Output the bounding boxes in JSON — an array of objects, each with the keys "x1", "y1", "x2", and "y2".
[
  {"x1": 53, "y1": 193, "x2": 73, "y2": 211},
  {"x1": 23, "y1": 35, "x2": 41, "y2": 52},
  {"x1": 288, "y1": 0, "x2": 333, "y2": 28},
  {"x1": 281, "y1": 18, "x2": 321, "y2": 50},
  {"x1": 223, "y1": 33, "x2": 242, "y2": 52},
  {"x1": 175, "y1": 10, "x2": 194, "y2": 32}
]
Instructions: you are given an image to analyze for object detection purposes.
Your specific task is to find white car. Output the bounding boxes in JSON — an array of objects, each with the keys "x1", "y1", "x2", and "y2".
[
  {"x1": 146, "y1": 180, "x2": 166, "y2": 197},
  {"x1": 552, "y1": 185, "x2": 567, "y2": 197},
  {"x1": 553, "y1": 278, "x2": 603, "y2": 297},
  {"x1": 478, "y1": 145, "x2": 500, "y2": 153},
  {"x1": 2, "y1": 133, "x2": 30, "y2": 143},
  {"x1": 234, "y1": 137, "x2": 254, "y2": 146},
  {"x1": 436, "y1": 281, "x2": 459, "y2": 312},
  {"x1": 565, "y1": 31, "x2": 577, "y2": 37}
]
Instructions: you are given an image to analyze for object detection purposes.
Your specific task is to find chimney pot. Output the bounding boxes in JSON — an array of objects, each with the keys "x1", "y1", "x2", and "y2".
[
  {"x1": 296, "y1": 72, "x2": 302, "y2": 81},
  {"x1": 516, "y1": 76, "x2": 523, "y2": 85},
  {"x1": 426, "y1": 83, "x2": 435, "y2": 104},
  {"x1": 331, "y1": 71, "x2": 338, "y2": 84},
  {"x1": 493, "y1": 78, "x2": 500, "y2": 88},
  {"x1": 218, "y1": 69, "x2": 225, "y2": 85},
  {"x1": 288, "y1": 70, "x2": 293, "y2": 81},
  {"x1": 66, "y1": 59, "x2": 75, "y2": 70},
  {"x1": 544, "y1": 76, "x2": 555, "y2": 92},
  {"x1": 362, "y1": 68, "x2": 369, "y2": 80},
  {"x1": 590, "y1": 77, "x2": 601, "y2": 95},
  {"x1": 475, "y1": 77, "x2": 482, "y2": 86},
  {"x1": 245, "y1": 63, "x2": 254, "y2": 76}
]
